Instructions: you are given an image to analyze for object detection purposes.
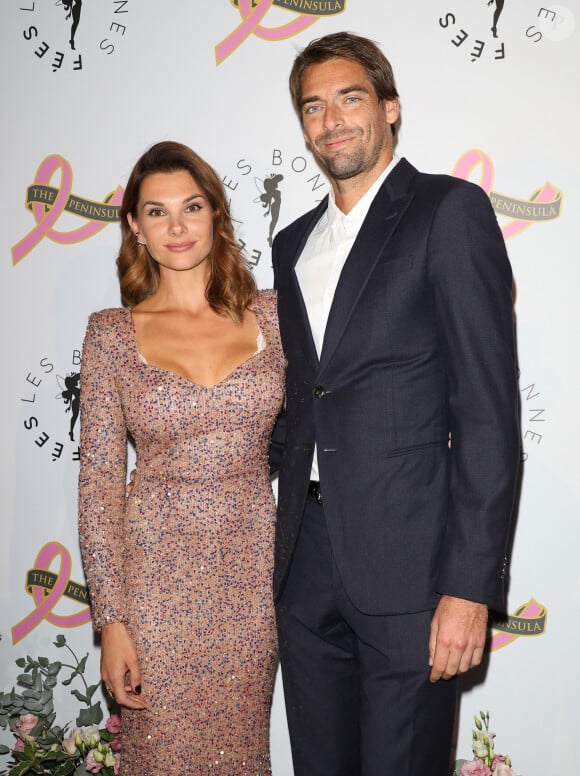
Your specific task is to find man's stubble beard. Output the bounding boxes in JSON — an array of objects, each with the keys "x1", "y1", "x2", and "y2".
[{"x1": 314, "y1": 128, "x2": 387, "y2": 182}]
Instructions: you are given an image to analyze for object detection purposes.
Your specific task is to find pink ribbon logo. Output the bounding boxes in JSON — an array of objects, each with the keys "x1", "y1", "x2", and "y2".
[
  {"x1": 12, "y1": 154, "x2": 124, "y2": 265},
  {"x1": 453, "y1": 149, "x2": 561, "y2": 240},
  {"x1": 12, "y1": 541, "x2": 91, "y2": 645},
  {"x1": 487, "y1": 598, "x2": 547, "y2": 652},
  {"x1": 215, "y1": 0, "x2": 320, "y2": 64}
]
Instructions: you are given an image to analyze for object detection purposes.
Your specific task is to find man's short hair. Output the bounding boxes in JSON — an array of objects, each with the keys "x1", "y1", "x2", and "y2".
[{"x1": 289, "y1": 31, "x2": 400, "y2": 129}]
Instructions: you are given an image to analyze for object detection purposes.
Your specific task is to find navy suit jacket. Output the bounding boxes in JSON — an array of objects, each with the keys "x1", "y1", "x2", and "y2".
[{"x1": 271, "y1": 157, "x2": 520, "y2": 615}]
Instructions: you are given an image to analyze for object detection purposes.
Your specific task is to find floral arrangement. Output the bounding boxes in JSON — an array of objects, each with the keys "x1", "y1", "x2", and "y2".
[
  {"x1": 454, "y1": 710, "x2": 519, "y2": 776},
  {"x1": 0, "y1": 634, "x2": 121, "y2": 775}
]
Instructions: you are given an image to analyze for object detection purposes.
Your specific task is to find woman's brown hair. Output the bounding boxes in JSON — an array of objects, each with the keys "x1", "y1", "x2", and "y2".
[{"x1": 117, "y1": 141, "x2": 255, "y2": 323}]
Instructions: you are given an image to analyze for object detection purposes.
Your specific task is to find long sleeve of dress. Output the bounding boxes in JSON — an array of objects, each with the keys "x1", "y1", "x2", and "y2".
[{"x1": 78, "y1": 310, "x2": 128, "y2": 630}]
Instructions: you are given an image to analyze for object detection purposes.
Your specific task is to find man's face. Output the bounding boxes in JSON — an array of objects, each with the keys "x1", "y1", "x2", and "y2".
[{"x1": 299, "y1": 58, "x2": 399, "y2": 182}]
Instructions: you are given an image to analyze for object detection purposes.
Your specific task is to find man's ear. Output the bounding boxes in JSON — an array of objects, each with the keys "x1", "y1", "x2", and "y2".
[{"x1": 384, "y1": 98, "x2": 400, "y2": 127}]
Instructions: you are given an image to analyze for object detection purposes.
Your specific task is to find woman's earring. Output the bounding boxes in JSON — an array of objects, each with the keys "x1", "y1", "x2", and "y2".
[{"x1": 135, "y1": 232, "x2": 146, "y2": 247}]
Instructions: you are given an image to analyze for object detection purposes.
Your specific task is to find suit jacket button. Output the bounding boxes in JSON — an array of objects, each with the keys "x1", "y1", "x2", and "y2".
[
  {"x1": 303, "y1": 443, "x2": 313, "y2": 456},
  {"x1": 313, "y1": 385, "x2": 326, "y2": 398}
]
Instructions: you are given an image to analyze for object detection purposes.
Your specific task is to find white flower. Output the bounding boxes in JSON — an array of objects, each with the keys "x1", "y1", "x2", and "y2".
[
  {"x1": 473, "y1": 730, "x2": 495, "y2": 759},
  {"x1": 79, "y1": 724, "x2": 101, "y2": 746}
]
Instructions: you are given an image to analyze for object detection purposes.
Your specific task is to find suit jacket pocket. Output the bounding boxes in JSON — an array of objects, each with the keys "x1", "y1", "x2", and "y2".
[
  {"x1": 374, "y1": 254, "x2": 414, "y2": 276},
  {"x1": 387, "y1": 439, "x2": 448, "y2": 458}
]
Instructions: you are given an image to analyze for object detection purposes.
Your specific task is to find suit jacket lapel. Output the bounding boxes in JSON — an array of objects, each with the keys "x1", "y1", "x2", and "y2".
[
  {"x1": 284, "y1": 198, "x2": 329, "y2": 370},
  {"x1": 318, "y1": 159, "x2": 417, "y2": 373}
]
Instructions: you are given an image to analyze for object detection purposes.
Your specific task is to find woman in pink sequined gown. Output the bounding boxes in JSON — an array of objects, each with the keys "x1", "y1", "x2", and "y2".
[{"x1": 78, "y1": 142, "x2": 285, "y2": 775}]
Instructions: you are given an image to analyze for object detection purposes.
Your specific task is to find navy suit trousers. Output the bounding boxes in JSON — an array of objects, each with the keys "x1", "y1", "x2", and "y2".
[{"x1": 276, "y1": 494, "x2": 458, "y2": 776}]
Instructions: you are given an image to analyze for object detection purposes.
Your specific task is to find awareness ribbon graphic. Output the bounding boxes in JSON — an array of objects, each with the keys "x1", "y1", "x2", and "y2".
[
  {"x1": 487, "y1": 598, "x2": 546, "y2": 651},
  {"x1": 453, "y1": 149, "x2": 560, "y2": 240},
  {"x1": 216, "y1": 0, "x2": 319, "y2": 64},
  {"x1": 12, "y1": 541, "x2": 91, "y2": 645},
  {"x1": 12, "y1": 154, "x2": 124, "y2": 265}
]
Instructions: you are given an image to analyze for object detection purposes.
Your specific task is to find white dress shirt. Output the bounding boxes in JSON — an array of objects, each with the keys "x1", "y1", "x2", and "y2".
[{"x1": 295, "y1": 155, "x2": 399, "y2": 481}]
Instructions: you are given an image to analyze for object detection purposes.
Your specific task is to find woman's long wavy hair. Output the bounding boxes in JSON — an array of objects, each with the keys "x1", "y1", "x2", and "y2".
[{"x1": 117, "y1": 141, "x2": 256, "y2": 322}]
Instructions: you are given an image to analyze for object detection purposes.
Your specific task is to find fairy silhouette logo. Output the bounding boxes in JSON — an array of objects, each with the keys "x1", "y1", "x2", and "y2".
[
  {"x1": 20, "y1": 349, "x2": 83, "y2": 465},
  {"x1": 223, "y1": 147, "x2": 328, "y2": 271},
  {"x1": 216, "y1": 0, "x2": 346, "y2": 64},
  {"x1": 436, "y1": 2, "x2": 575, "y2": 63},
  {"x1": 56, "y1": 372, "x2": 81, "y2": 442},
  {"x1": 17, "y1": 0, "x2": 132, "y2": 73},
  {"x1": 254, "y1": 173, "x2": 284, "y2": 247},
  {"x1": 57, "y1": 0, "x2": 82, "y2": 50},
  {"x1": 488, "y1": 0, "x2": 505, "y2": 38}
]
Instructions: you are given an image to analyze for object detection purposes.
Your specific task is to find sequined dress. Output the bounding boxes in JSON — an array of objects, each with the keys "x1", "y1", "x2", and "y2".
[{"x1": 78, "y1": 291, "x2": 285, "y2": 775}]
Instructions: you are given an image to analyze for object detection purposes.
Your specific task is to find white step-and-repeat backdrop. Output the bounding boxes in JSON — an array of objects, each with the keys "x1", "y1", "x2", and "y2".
[{"x1": 1, "y1": 2, "x2": 578, "y2": 773}]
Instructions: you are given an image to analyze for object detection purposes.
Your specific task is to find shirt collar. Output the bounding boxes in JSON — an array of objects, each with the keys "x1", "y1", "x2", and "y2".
[{"x1": 325, "y1": 154, "x2": 400, "y2": 234}]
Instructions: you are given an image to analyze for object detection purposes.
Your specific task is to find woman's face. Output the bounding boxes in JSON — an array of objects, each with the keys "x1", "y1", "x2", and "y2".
[{"x1": 128, "y1": 169, "x2": 214, "y2": 277}]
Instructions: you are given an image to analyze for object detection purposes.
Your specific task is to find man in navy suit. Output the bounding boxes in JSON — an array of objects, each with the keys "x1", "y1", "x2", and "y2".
[{"x1": 271, "y1": 32, "x2": 520, "y2": 775}]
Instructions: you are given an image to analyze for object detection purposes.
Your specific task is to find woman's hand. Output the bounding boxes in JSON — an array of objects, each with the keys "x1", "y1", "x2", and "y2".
[
  {"x1": 101, "y1": 623, "x2": 148, "y2": 709},
  {"x1": 125, "y1": 468, "x2": 137, "y2": 498}
]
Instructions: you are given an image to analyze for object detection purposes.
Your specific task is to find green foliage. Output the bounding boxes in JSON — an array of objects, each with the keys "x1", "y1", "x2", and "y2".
[{"x1": 0, "y1": 636, "x2": 119, "y2": 776}]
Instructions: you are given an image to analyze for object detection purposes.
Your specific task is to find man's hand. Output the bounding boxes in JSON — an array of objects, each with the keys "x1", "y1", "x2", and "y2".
[
  {"x1": 428, "y1": 595, "x2": 488, "y2": 682},
  {"x1": 101, "y1": 623, "x2": 147, "y2": 709}
]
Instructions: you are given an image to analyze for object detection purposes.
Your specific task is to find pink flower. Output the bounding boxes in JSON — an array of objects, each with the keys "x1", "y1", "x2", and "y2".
[
  {"x1": 85, "y1": 749, "x2": 104, "y2": 773},
  {"x1": 13, "y1": 738, "x2": 25, "y2": 753},
  {"x1": 85, "y1": 749, "x2": 103, "y2": 773},
  {"x1": 492, "y1": 755, "x2": 506, "y2": 767},
  {"x1": 17, "y1": 714, "x2": 39, "y2": 734},
  {"x1": 493, "y1": 764, "x2": 516, "y2": 776},
  {"x1": 460, "y1": 760, "x2": 492, "y2": 776},
  {"x1": 62, "y1": 731, "x2": 79, "y2": 755},
  {"x1": 109, "y1": 736, "x2": 122, "y2": 752},
  {"x1": 10, "y1": 713, "x2": 39, "y2": 743},
  {"x1": 105, "y1": 714, "x2": 122, "y2": 735}
]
